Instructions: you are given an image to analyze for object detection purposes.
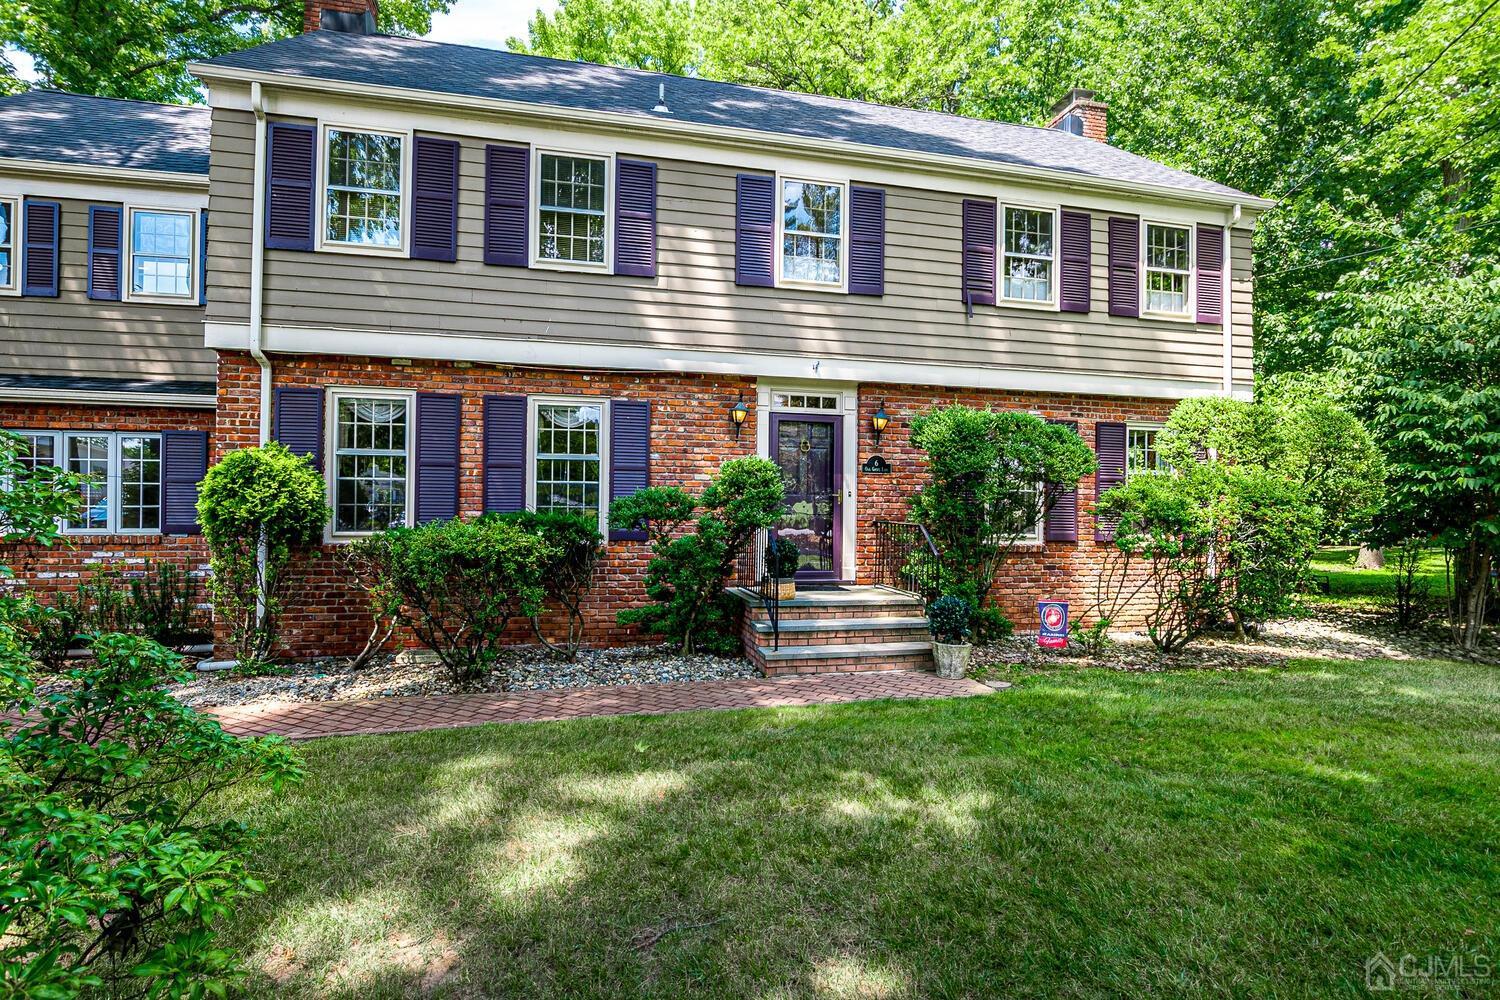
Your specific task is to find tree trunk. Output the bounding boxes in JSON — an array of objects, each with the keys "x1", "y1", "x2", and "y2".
[
  {"x1": 1459, "y1": 546, "x2": 1492, "y2": 651},
  {"x1": 1354, "y1": 545, "x2": 1386, "y2": 570}
]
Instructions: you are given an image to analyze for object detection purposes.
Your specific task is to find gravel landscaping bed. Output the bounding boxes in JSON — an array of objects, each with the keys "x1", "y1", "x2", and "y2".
[{"x1": 170, "y1": 645, "x2": 759, "y2": 710}]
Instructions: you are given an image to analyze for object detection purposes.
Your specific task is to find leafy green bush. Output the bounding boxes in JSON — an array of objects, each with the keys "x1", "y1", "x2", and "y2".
[
  {"x1": 356, "y1": 517, "x2": 554, "y2": 686},
  {"x1": 10, "y1": 595, "x2": 81, "y2": 672},
  {"x1": 0, "y1": 627, "x2": 302, "y2": 997},
  {"x1": 127, "y1": 561, "x2": 206, "y2": 647},
  {"x1": 338, "y1": 536, "x2": 403, "y2": 670},
  {"x1": 491, "y1": 510, "x2": 603, "y2": 660},
  {"x1": 764, "y1": 537, "x2": 800, "y2": 579},
  {"x1": 609, "y1": 458, "x2": 784, "y2": 654},
  {"x1": 0, "y1": 430, "x2": 86, "y2": 547},
  {"x1": 927, "y1": 595, "x2": 973, "y2": 645},
  {"x1": 197, "y1": 442, "x2": 330, "y2": 665},
  {"x1": 1216, "y1": 465, "x2": 1321, "y2": 634}
]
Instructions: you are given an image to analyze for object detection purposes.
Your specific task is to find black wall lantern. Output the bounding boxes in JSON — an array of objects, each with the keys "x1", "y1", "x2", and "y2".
[
  {"x1": 871, "y1": 402, "x2": 891, "y2": 445},
  {"x1": 730, "y1": 395, "x2": 750, "y2": 439}
]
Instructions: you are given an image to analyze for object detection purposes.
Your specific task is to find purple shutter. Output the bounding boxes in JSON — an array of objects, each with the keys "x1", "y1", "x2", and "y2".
[
  {"x1": 87, "y1": 205, "x2": 123, "y2": 301},
  {"x1": 608, "y1": 399, "x2": 650, "y2": 541},
  {"x1": 848, "y1": 185, "x2": 885, "y2": 296},
  {"x1": 411, "y1": 136, "x2": 459, "y2": 262},
  {"x1": 1196, "y1": 224, "x2": 1225, "y2": 324},
  {"x1": 1093, "y1": 421, "x2": 1127, "y2": 542},
  {"x1": 198, "y1": 210, "x2": 208, "y2": 306},
  {"x1": 265, "y1": 122, "x2": 316, "y2": 251},
  {"x1": 483, "y1": 144, "x2": 529, "y2": 267},
  {"x1": 273, "y1": 386, "x2": 324, "y2": 468},
  {"x1": 1045, "y1": 420, "x2": 1080, "y2": 543},
  {"x1": 614, "y1": 159, "x2": 657, "y2": 278},
  {"x1": 160, "y1": 430, "x2": 208, "y2": 536},
  {"x1": 1059, "y1": 210, "x2": 1091, "y2": 313},
  {"x1": 961, "y1": 199, "x2": 996, "y2": 311},
  {"x1": 734, "y1": 173, "x2": 775, "y2": 287},
  {"x1": 483, "y1": 395, "x2": 527, "y2": 513},
  {"x1": 22, "y1": 200, "x2": 60, "y2": 297},
  {"x1": 414, "y1": 393, "x2": 461, "y2": 523},
  {"x1": 1107, "y1": 217, "x2": 1139, "y2": 318}
]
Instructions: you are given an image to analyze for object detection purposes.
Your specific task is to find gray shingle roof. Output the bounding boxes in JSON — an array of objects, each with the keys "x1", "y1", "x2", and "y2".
[
  {"x1": 0, "y1": 374, "x2": 215, "y2": 396},
  {"x1": 0, "y1": 90, "x2": 210, "y2": 175},
  {"x1": 200, "y1": 32, "x2": 1259, "y2": 202}
]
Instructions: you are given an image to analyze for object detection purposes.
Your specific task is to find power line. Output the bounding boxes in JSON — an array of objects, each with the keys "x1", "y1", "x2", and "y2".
[{"x1": 1259, "y1": 217, "x2": 1500, "y2": 281}]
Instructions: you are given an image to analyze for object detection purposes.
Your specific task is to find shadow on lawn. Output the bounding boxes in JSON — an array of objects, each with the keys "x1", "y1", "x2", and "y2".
[{"x1": 218, "y1": 666, "x2": 1499, "y2": 998}]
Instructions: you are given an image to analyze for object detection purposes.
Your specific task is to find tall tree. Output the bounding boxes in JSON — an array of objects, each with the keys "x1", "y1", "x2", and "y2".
[{"x1": 0, "y1": 0, "x2": 450, "y2": 103}]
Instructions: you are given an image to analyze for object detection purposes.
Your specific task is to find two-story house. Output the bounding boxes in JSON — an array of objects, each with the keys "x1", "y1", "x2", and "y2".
[{"x1": 1, "y1": 0, "x2": 1268, "y2": 664}]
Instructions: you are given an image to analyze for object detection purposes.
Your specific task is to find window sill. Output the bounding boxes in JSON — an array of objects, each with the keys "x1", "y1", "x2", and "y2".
[
  {"x1": 1140, "y1": 310, "x2": 1197, "y2": 324},
  {"x1": 317, "y1": 241, "x2": 408, "y2": 259},
  {"x1": 123, "y1": 294, "x2": 197, "y2": 307},
  {"x1": 530, "y1": 258, "x2": 613, "y2": 275},
  {"x1": 997, "y1": 297, "x2": 1060, "y2": 313},
  {"x1": 776, "y1": 278, "x2": 847, "y2": 295}
]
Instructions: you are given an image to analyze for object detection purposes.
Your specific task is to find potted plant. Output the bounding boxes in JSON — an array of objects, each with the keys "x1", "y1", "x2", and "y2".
[
  {"x1": 927, "y1": 595, "x2": 973, "y2": 679},
  {"x1": 765, "y1": 537, "x2": 801, "y2": 601}
]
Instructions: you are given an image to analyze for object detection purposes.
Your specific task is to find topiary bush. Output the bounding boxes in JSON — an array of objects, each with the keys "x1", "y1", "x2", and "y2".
[
  {"x1": 764, "y1": 536, "x2": 800, "y2": 579},
  {"x1": 491, "y1": 510, "x2": 603, "y2": 661},
  {"x1": 197, "y1": 442, "x2": 330, "y2": 666},
  {"x1": 927, "y1": 595, "x2": 973, "y2": 645},
  {"x1": 609, "y1": 457, "x2": 784, "y2": 654}
]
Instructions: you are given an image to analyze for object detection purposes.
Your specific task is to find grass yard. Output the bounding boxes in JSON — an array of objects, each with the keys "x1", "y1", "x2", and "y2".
[
  {"x1": 1308, "y1": 545, "x2": 1451, "y2": 606},
  {"x1": 216, "y1": 659, "x2": 1499, "y2": 998}
]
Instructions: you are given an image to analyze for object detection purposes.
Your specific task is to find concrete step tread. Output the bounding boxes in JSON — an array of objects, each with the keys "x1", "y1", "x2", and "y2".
[
  {"x1": 728, "y1": 586, "x2": 924, "y2": 610},
  {"x1": 759, "y1": 641, "x2": 934, "y2": 662},
  {"x1": 750, "y1": 616, "x2": 929, "y2": 634}
]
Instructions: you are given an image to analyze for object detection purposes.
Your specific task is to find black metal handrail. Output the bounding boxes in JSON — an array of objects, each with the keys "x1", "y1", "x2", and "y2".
[{"x1": 873, "y1": 520, "x2": 943, "y2": 602}]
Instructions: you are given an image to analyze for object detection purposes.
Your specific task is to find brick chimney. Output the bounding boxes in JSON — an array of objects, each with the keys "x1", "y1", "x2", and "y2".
[
  {"x1": 304, "y1": 0, "x2": 379, "y2": 34},
  {"x1": 1048, "y1": 89, "x2": 1108, "y2": 143}
]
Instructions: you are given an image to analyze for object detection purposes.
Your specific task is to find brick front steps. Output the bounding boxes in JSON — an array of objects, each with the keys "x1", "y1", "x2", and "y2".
[{"x1": 731, "y1": 585, "x2": 934, "y2": 676}]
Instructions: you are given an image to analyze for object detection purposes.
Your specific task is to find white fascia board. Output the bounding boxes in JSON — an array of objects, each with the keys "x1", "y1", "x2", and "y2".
[
  {"x1": 0, "y1": 386, "x2": 217, "y2": 408},
  {"x1": 0, "y1": 157, "x2": 208, "y2": 192},
  {"x1": 207, "y1": 321, "x2": 1242, "y2": 402},
  {"x1": 193, "y1": 68, "x2": 1275, "y2": 218},
  {"x1": 0, "y1": 173, "x2": 208, "y2": 211}
]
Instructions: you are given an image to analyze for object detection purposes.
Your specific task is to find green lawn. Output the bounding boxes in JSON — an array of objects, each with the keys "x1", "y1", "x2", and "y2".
[
  {"x1": 1308, "y1": 545, "x2": 1450, "y2": 605},
  {"x1": 216, "y1": 659, "x2": 1499, "y2": 998}
]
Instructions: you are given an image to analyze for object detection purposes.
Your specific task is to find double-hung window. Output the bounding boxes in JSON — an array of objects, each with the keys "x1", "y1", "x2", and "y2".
[
  {"x1": 127, "y1": 208, "x2": 196, "y2": 301},
  {"x1": 0, "y1": 197, "x2": 15, "y2": 293},
  {"x1": 1143, "y1": 222, "x2": 1192, "y2": 316},
  {"x1": 528, "y1": 399, "x2": 608, "y2": 533},
  {"x1": 330, "y1": 391, "x2": 412, "y2": 535},
  {"x1": 779, "y1": 178, "x2": 844, "y2": 287},
  {"x1": 13, "y1": 431, "x2": 58, "y2": 474},
  {"x1": 1002, "y1": 207, "x2": 1056, "y2": 304},
  {"x1": 323, "y1": 128, "x2": 406, "y2": 250},
  {"x1": 537, "y1": 152, "x2": 609, "y2": 266},
  {"x1": 1126, "y1": 425, "x2": 1167, "y2": 478}
]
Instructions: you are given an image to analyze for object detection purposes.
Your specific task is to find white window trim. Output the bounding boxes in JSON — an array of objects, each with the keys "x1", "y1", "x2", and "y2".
[
  {"x1": 1125, "y1": 422, "x2": 1167, "y2": 479},
  {"x1": 525, "y1": 395, "x2": 611, "y2": 536},
  {"x1": 775, "y1": 173, "x2": 849, "y2": 293},
  {"x1": 325, "y1": 387, "x2": 417, "y2": 541},
  {"x1": 48, "y1": 430, "x2": 164, "y2": 536},
  {"x1": 1140, "y1": 219, "x2": 1195, "y2": 322},
  {"x1": 999, "y1": 203, "x2": 1061, "y2": 311},
  {"x1": 317, "y1": 122, "x2": 413, "y2": 258},
  {"x1": 123, "y1": 205, "x2": 199, "y2": 305},
  {"x1": 769, "y1": 391, "x2": 841, "y2": 413},
  {"x1": 530, "y1": 148, "x2": 615, "y2": 274},
  {"x1": 0, "y1": 195, "x2": 18, "y2": 296}
]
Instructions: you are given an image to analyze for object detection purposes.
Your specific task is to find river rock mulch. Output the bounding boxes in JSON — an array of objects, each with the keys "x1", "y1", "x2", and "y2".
[
  {"x1": 972, "y1": 603, "x2": 1500, "y2": 675},
  {"x1": 170, "y1": 645, "x2": 759, "y2": 710}
]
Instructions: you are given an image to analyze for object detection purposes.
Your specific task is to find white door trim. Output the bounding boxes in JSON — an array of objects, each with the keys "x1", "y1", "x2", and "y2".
[{"x1": 757, "y1": 379, "x2": 859, "y2": 582}]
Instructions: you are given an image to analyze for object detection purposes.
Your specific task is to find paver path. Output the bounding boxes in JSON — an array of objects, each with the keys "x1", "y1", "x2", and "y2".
[{"x1": 209, "y1": 670, "x2": 992, "y2": 739}]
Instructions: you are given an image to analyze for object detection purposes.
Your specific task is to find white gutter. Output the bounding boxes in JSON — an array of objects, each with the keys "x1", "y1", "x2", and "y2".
[
  {"x1": 248, "y1": 81, "x2": 272, "y2": 444},
  {"x1": 0, "y1": 157, "x2": 208, "y2": 190}
]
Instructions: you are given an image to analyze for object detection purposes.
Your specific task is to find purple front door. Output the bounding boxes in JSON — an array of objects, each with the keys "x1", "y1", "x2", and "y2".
[{"x1": 769, "y1": 412, "x2": 842, "y2": 581}]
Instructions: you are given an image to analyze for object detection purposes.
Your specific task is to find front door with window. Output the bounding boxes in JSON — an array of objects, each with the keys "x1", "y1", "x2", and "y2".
[{"x1": 769, "y1": 413, "x2": 842, "y2": 581}]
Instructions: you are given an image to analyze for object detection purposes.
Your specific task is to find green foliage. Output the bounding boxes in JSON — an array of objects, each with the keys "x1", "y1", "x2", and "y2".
[
  {"x1": 926, "y1": 595, "x2": 972, "y2": 645},
  {"x1": 1070, "y1": 617, "x2": 1114, "y2": 657},
  {"x1": 351, "y1": 518, "x2": 555, "y2": 686},
  {"x1": 764, "y1": 537, "x2": 800, "y2": 579},
  {"x1": 0, "y1": 627, "x2": 302, "y2": 998},
  {"x1": 490, "y1": 510, "x2": 604, "y2": 660},
  {"x1": 907, "y1": 406, "x2": 1094, "y2": 607},
  {"x1": 9, "y1": 596, "x2": 81, "y2": 672},
  {"x1": 197, "y1": 443, "x2": 330, "y2": 665},
  {"x1": 1388, "y1": 537, "x2": 1433, "y2": 630},
  {"x1": 126, "y1": 561, "x2": 207, "y2": 647},
  {"x1": 1157, "y1": 397, "x2": 1282, "y2": 469},
  {"x1": 0, "y1": 0, "x2": 450, "y2": 102},
  {"x1": 0, "y1": 430, "x2": 84, "y2": 551},
  {"x1": 609, "y1": 457, "x2": 784, "y2": 654},
  {"x1": 1216, "y1": 466, "x2": 1322, "y2": 632}
]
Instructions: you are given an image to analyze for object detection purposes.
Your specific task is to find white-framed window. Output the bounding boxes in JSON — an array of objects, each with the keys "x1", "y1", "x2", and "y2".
[
  {"x1": 534, "y1": 150, "x2": 611, "y2": 269},
  {"x1": 12, "y1": 430, "x2": 59, "y2": 474},
  {"x1": 771, "y1": 392, "x2": 839, "y2": 411},
  {"x1": 1142, "y1": 222, "x2": 1193, "y2": 317},
  {"x1": 321, "y1": 125, "x2": 408, "y2": 253},
  {"x1": 15, "y1": 431, "x2": 165, "y2": 535},
  {"x1": 328, "y1": 389, "x2": 413, "y2": 536},
  {"x1": 527, "y1": 397, "x2": 610, "y2": 534},
  {"x1": 125, "y1": 207, "x2": 197, "y2": 302},
  {"x1": 1001, "y1": 206, "x2": 1057, "y2": 305},
  {"x1": 1126, "y1": 424, "x2": 1167, "y2": 478},
  {"x1": 778, "y1": 177, "x2": 846, "y2": 288},
  {"x1": 0, "y1": 196, "x2": 17, "y2": 295}
]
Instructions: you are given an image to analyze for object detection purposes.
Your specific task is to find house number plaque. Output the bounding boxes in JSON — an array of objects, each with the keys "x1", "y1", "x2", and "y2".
[{"x1": 861, "y1": 455, "x2": 891, "y2": 474}]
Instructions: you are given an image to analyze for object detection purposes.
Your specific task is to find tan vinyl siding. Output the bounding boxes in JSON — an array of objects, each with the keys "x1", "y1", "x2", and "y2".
[
  {"x1": 210, "y1": 109, "x2": 1246, "y2": 386},
  {"x1": 0, "y1": 197, "x2": 212, "y2": 382}
]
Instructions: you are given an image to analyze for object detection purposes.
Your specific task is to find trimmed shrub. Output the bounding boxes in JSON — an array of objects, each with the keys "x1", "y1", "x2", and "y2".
[
  {"x1": 765, "y1": 536, "x2": 800, "y2": 579},
  {"x1": 491, "y1": 510, "x2": 604, "y2": 660},
  {"x1": 927, "y1": 595, "x2": 973, "y2": 645}
]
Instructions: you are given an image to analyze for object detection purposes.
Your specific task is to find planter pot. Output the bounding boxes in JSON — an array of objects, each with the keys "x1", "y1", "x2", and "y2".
[
  {"x1": 776, "y1": 580, "x2": 797, "y2": 602},
  {"x1": 932, "y1": 641, "x2": 972, "y2": 679}
]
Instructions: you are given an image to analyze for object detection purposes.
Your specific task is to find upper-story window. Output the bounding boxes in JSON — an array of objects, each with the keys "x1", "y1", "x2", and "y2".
[
  {"x1": 780, "y1": 178, "x2": 844, "y2": 287},
  {"x1": 1002, "y1": 207, "x2": 1056, "y2": 304},
  {"x1": 1143, "y1": 222, "x2": 1192, "y2": 316},
  {"x1": 0, "y1": 198, "x2": 15, "y2": 293},
  {"x1": 323, "y1": 128, "x2": 405, "y2": 250},
  {"x1": 330, "y1": 390, "x2": 412, "y2": 535},
  {"x1": 537, "y1": 152, "x2": 609, "y2": 267},
  {"x1": 127, "y1": 208, "x2": 196, "y2": 301}
]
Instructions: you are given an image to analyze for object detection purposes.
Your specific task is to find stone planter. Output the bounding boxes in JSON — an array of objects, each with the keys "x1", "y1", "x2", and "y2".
[
  {"x1": 932, "y1": 641, "x2": 972, "y2": 679},
  {"x1": 776, "y1": 580, "x2": 797, "y2": 602}
]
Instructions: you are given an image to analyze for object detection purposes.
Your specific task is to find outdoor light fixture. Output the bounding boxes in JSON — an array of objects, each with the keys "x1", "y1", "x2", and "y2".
[
  {"x1": 730, "y1": 396, "x2": 750, "y2": 439},
  {"x1": 871, "y1": 403, "x2": 891, "y2": 445}
]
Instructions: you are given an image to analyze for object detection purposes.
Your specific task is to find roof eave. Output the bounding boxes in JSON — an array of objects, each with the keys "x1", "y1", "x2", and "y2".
[
  {"x1": 189, "y1": 62, "x2": 1274, "y2": 212},
  {"x1": 0, "y1": 156, "x2": 209, "y2": 188}
]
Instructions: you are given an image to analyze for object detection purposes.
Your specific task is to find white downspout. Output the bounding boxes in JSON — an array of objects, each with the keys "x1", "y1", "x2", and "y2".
[
  {"x1": 1224, "y1": 203, "x2": 1241, "y2": 396},
  {"x1": 249, "y1": 81, "x2": 272, "y2": 443}
]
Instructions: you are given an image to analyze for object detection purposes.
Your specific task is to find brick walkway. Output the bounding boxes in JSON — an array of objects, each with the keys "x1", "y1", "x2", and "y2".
[{"x1": 208, "y1": 670, "x2": 992, "y2": 740}]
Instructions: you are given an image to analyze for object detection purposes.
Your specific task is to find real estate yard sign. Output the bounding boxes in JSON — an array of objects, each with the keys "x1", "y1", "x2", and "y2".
[{"x1": 1038, "y1": 601, "x2": 1068, "y2": 649}]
